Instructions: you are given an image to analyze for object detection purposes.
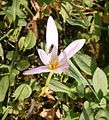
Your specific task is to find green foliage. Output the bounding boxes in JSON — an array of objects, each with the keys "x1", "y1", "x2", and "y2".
[
  {"x1": 13, "y1": 84, "x2": 32, "y2": 101},
  {"x1": 22, "y1": 30, "x2": 36, "y2": 51},
  {"x1": 90, "y1": 12, "x2": 102, "y2": 42},
  {"x1": 16, "y1": 59, "x2": 30, "y2": 71},
  {"x1": 0, "y1": 76, "x2": 9, "y2": 102},
  {"x1": 67, "y1": 60, "x2": 86, "y2": 97},
  {"x1": 73, "y1": 53, "x2": 97, "y2": 76},
  {"x1": 83, "y1": 0, "x2": 93, "y2": 7},
  {"x1": 60, "y1": 1, "x2": 73, "y2": 23},
  {"x1": 39, "y1": 0, "x2": 54, "y2": 4},
  {"x1": 67, "y1": 18, "x2": 88, "y2": 29},
  {"x1": 79, "y1": 101, "x2": 94, "y2": 120},
  {"x1": 24, "y1": 79, "x2": 41, "y2": 91},
  {"x1": 49, "y1": 79, "x2": 77, "y2": 100},
  {"x1": 92, "y1": 68, "x2": 108, "y2": 97},
  {"x1": 0, "y1": 0, "x2": 109, "y2": 119},
  {"x1": 6, "y1": 51, "x2": 20, "y2": 61},
  {"x1": 95, "y1": 109, "x2": 109, "y2": 120}
]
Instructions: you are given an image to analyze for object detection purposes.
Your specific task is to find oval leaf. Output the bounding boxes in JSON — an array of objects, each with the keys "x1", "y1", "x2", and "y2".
[
  {"x1": 95, "y1": 109, "x2": 109, "y2": 120},
  {"x1": 0, "y1": 76, "x2": 9, "y2": 102},
  {"x1": 49, "y1": 79, "x2": 70, "y2": 94},
  {"x1": 67, "y1": 18, "x2": 87, "y2": 29},
  {"x1": 24, "y1": 30, "x2": 36, "y2": 51},
  {"x1": 73, "y1": 53, "x2": 97, "y2": 76},
  {"x1": 13, "y1": 84, "x2": 32, "y2": 101},
  {"x1": 16, "y1": 59, "x2": 30, "y2": 71},
  {"x1": 18, "y1": 36, "x2": 25, "y2": 50},
  {"x1": 6, "y1": 51, "x2": 20, "y2": 61},
  {"x1": 79, "y1": 101, "x2": 94, "y2": 120},
  {"x1": 92, "y1": 68, "x2": 108, "y2": 97},
  {"x1": 49, "y1": 79, "x2": 77, "y2": 100}
]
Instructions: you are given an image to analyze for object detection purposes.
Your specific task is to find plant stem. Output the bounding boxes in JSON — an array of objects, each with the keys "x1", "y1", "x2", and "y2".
[{"x1": 39, "y1": 72, "x2": 53, "y2": 96}]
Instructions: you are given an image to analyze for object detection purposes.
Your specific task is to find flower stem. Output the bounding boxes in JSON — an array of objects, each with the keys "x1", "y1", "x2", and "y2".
[{"x1": 39, "y1": 72, "x2": 53, "y2": 96}]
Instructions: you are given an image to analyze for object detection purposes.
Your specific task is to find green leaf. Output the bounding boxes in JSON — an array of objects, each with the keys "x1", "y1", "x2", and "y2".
[
  {"x1": 67, "y1": 60, "x2": 99, "y2": 100},
  {"x1": 17, "y1": 9, "x2": 26, "y2": 19},
  {"x1": 5, "y1": 0, "x2": 20, "y2": 24},
  {"x1": 55, "y1": 20, "x2": 62, "y2": 31},
  {"x1": 83, "y1": 0, "x2": 93, "y2": 7},
  {"x1": 49, "y1": 79, "x2": 77, "y2": 99},
  {"x1": 9, "y1": 68, "x2": 20, "y2": 86},
  {"x1": 67, "y1": 60, "x2": 87, "y2": 97},
  {"x1": 67, "y1": 60, "x2": 86, "y2": 85},
  {"x1": 24, "y1": 79, "x2": 41, "y2": 91},
  {"x1": 16, "y1": 59, "x2": 30, "y2": 71},
  {"x1": 90, "y1": 102, "x2": 99, "y2": 110},
  {"x1": 49, "y1": 79, "x2": 71, "y2": 94},
  {"x1": 20, "y1": 0, "x2": 28, "y2": 7},
  {"x1": 60, "y1": 1, "x2": 73, "y2": 22},
  {"x1": 67, "y1": 18, "x2": 87, "y2": 29},
  {"x1": 5, "y1": 7, "x2": 14, "y2": 24},
  {"x1": 18, "y1": 18, "x2": 26, "y2": 26},
  {"x1": 12, "y1": 0, "x2": 20, "y2": 22},
  {"x1": 1, "y1": 107, "x2": 11, "y2": 120},
  {"x1": 24, "y1": 30, "x2": 36, "y2": 51},
  {"x1": 99, "y1": 98, "x2": 106, "y2": 109},
  {"x1": 90, "y1": 98, "x2": 106, "y2": 110},
  {"x1": 95, "y1": 109, "x2": 109, "y2": 120},
  {"x1": 73, "y1": 53, "x2": 97, "y2": 75},
  {"x1": 4, "y1": 0, "x2": 25, "y2": 25},
  {"x1": 78, "y1": 32, "x2": 90, "y2": 40},
  {"x1": 90, "y1": 13, "x2": 102, "y2": 42},
  {"x1": 0, "y1": 76, "x2": 9, "y2": 102},
  {"x1": 92, "y1": 68, "x2": 108, "y2": 97},
  {"x1": 13, "y1": 84, "x2": 32, "y2": 101},
  {"x1": 18, "y1": 37, "x2": 25, "y2": 50},
  {"x1": 94, "y1": 13, "x2": 102, "y2": 37},
  {"x1": 6, "y1": 51, "x2": 20, "y2": 61},
  {"x1": 62, "y1": 104, "x2": 72, "y2": 120},
  {"x1": 9, "y1": 27, "x2": 22, "y2": 42},
  {"x1": 79, "y1": 101, "x2": 94, "y2": 120},
  {"x1": 20, "y1": 0, "x2": 33, "y2": 16},
  {"x1": 0, "y1": 64, "x2": 10, "y2": 76}
]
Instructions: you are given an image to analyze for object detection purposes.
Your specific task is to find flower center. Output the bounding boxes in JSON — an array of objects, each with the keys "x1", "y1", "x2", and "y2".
[{"x1": 48, "y1": 59, "x2": 59, "y2": 70}]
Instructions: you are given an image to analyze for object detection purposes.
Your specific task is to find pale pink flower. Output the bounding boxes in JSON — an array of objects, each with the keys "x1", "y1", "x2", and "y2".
[{"x1": 23, "y1": 16, "x2": 85, "y2": 75}]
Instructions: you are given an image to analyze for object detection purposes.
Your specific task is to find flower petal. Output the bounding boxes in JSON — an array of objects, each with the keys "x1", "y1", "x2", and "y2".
[
  {"x1": 53, "y1": 62, "x2": 69, "y2": 74},
  {"x1": 38, "y1": 49, "x2": 50, "y2": 65},
  {"x1": 23, "y1": 66, "x2": 52, "y2": 75},
  {"x1": 49, "y1": 45, "x2": 58, "y2": 59},
  {"x1": 64, "y1": 39, "x2": 85, "y2": 59},
  {"x1": 58, "y1": 51, "x2": 67, "y2": 65},
  {"x1": 46, "y1": 16, "x2": 58, "y2": 54}
]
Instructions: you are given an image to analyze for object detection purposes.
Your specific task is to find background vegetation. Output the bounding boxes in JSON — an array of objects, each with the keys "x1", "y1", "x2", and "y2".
[{"x1": 0, "y1": 0, "x2": 109, "y2": 119}]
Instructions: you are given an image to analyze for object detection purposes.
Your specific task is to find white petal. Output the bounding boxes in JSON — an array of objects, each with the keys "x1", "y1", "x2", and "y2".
[
  {"x1": 38, "y1": 49, "x2": 50, "y2": 65},
  {"x1": 46, "y1": 16, "x2": 58, "y2": 54},
  {"x1": 23, "y1": 66, "x2": 52, "y2": 75},
  {"x1": 54, "y1": 62, "x2": 69, "y2": 74},
  {"x1": 64, "y1": 39, "x2": 85, "y2": 59},
  {"x1": 58, "y1": 51, "x2": 67, "y2": 65},
  {"x1": 49, "y1": 45, "x2": 58, "y2": 59}
]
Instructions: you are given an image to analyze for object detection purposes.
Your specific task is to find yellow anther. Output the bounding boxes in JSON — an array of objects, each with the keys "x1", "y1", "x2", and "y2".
[{"x1": 48, "y1": 59, "x2": 59, "y2": 70}]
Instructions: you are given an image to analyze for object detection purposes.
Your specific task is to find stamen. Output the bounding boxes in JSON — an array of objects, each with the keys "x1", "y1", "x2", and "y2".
[{"x1": 48, "y1": 59, "x2": 59, "y2": 70}]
